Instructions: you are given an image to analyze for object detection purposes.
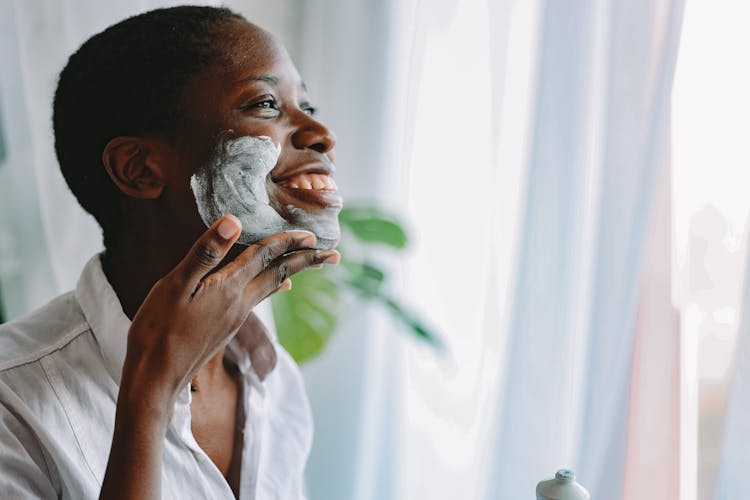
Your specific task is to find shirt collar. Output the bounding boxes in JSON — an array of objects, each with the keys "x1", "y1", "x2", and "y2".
[
  {"x1": 74, "y1": 253, "x2": 268, "y2": 387},
  {"x1": 75, "y1": 253, "x2": 131, "y2": 385}
]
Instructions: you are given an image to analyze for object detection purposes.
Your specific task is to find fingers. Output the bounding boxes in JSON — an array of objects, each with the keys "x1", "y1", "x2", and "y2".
[
  {"x1": 220, "y1": 230, "x2": 318, "y2": 283},
  {"x1": 172, "y1": 215, "x2": 242, "y2": 288},
  {"x1": 245, "y1": 249, "x2": 340, "y2": 303},
  {"x1": 259, "y1": 278, "x2": 292, "y2": 302}
]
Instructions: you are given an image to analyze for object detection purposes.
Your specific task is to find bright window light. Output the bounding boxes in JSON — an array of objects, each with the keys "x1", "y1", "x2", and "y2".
[{"x1": 672, "y1": 1, "x2": 750, "y2": 498}]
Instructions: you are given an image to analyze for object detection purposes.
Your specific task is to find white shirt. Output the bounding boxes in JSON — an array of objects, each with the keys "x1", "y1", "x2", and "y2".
[{"x1": 0, "y1": 255, "x2": 313, "y2": 499}]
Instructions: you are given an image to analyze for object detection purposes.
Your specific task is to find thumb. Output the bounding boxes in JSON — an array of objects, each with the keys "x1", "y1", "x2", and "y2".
[{"x1": 174, "y1": 214, "x2": 242, "y2": 288}]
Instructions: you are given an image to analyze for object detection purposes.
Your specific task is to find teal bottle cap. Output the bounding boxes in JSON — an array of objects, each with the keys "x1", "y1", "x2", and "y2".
[{"x1": 536, "y1": 469, "x2": 590, "y2": 500}]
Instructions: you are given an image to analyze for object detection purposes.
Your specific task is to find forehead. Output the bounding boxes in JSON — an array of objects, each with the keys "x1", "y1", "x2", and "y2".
[{"x1": 214, "y1": 19, "x2": 302, "y2": 85}]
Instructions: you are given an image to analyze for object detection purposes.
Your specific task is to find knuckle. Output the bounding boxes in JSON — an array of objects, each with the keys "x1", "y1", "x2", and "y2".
[
  {"x1": 275, "y1": 263, "x2": 290, "y2": 285},
  {"x1": 212, "y1": 274, "x2": 238, "y2": 294},
  {"x1": 195, "y1": 242, "x2": 222, "y2": 267},
  {"x1": 254, "y1": 243, "x2": 276, "y2": 268},
  {"x1": 289, "y1": 232, "x2": 307, "y2": 249},
  {"x1": 201, "y1": 273, "x2": 222, "y2": 289},
  {"x1": 306, "y1": 251, "x2": 320, "y2": 265}
]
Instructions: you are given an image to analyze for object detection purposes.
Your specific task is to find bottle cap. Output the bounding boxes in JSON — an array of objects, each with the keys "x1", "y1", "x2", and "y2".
[{"x1": 536, "y1": 469, "x2": 590, "y2": 500}]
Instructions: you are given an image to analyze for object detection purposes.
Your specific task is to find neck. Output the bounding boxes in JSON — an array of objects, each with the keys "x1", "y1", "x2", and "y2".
[
  {"x1": 102, "y1": 207, "x2": 209, "y2": 319},
  {"x1": 102, "y1": 243, "x2": 188, "y2": 321}
]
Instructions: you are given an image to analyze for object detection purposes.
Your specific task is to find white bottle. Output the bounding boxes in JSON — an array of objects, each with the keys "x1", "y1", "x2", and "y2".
[{"x1": 536, "y1": 469, "x2": 590, "y2": 500}]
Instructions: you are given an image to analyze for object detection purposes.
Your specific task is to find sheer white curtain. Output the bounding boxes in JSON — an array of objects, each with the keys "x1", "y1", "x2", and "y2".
[{"x1": 391, "y1": 0, "x2": 685, "y2": 498}]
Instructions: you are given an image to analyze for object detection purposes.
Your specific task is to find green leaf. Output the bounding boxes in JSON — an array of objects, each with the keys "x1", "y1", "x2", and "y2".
[
  {"x1": 339, "y1": 268, "x2": 443, "y2": 350},
  {"x1": 271, "y1": 268, "x2": 341, "y2": 363},
  {"x1": 379, "y1": 294, "x2": 443, "y2": 349},
  {"x1": 340, "y1": 259, "x2": 386, "y2": 296},
  {"x1": 339, "y1": 206, "x2": 408, "y2": 249}
]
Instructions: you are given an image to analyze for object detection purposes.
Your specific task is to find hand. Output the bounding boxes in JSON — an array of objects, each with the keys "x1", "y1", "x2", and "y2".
[{"x1": 120, "y1": 214, "x2": 339, "y2": 409}]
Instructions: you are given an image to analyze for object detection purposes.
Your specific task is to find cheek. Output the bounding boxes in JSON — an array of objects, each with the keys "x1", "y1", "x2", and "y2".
[
  {"x1": 229, "y1": 118, "x2": 286, "y2": 147},
  {"x1": 191, "y1": 136, "x2": 289, "y2": 244},
  {"x1": 238, "y1": 124, "x2": 285, "y2": 150}
]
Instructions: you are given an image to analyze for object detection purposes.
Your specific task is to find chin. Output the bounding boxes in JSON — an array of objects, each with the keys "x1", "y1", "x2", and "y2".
[
  {"x1": 228, "y1": 208, "x2": 341, "y2": 251},
  {"x1": 283, "y1": 205, "x2": 341, "y2": 250}
]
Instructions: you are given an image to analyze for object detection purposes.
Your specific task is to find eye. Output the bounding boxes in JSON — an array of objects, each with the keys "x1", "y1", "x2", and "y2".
[
  {"x1": 256, "y1": 99, "x2": 276, "y2": 109},
  {"x1": 240, "y1": 96, "x2": 280, "y2": 117}
]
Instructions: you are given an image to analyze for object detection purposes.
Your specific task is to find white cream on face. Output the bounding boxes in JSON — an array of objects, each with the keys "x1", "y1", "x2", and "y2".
[
  {"x1": 190, "y1": 135, "x2": 340, "y2": 248},
  {"x1": 191, "y1": 136, "x2": 290, "y2": 244}
]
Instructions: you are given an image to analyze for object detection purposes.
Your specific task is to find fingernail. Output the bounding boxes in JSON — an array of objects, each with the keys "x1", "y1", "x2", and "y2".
[
  {"x1": 217, "y1": 216, "x2": 241, "y2": 239},
  {"x1": 320, "y1": 252, "x2": 340, "y2": 265},
  {"x1": 279, "y1": 279, "x2": 293, "y2": 291}
]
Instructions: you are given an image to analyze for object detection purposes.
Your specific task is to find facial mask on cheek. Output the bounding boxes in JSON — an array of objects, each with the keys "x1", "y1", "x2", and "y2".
[
  {"x1": 191, "y1": 135, "x2": 292, "y2": 245},
  {"x1": 190, "y1": 135, "x2": 341, "y2": 250}
]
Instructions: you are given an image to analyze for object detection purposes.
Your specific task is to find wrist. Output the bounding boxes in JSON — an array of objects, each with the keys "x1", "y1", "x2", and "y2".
[
  {"x1": 116, "y1": 379, "x2": 175, "y2": 431},
  {"x1": 118, "y1": 348, "x2": 183, "y2": 426}
]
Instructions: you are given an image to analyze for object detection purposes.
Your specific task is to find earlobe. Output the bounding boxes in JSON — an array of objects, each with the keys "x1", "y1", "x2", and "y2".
[{"x1": 102, "y1": 136, "x2": 166, "y2": 199}]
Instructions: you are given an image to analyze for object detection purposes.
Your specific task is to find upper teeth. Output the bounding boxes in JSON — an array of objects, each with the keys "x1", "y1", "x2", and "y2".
[{"x1": 279, "y1": 173, "x2": 337, "y2": 191}]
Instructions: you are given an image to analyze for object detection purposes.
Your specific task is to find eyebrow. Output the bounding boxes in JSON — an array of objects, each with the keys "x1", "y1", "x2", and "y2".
[
  {"x1": 235, "y1": 74, "x2": 308, "y2": 92},
  {"x1": 239, "y1": 74, "x2": 279, "y2": 85}
]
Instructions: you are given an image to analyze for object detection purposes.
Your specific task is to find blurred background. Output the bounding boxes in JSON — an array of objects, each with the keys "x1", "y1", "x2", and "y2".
[{"x1": 2, "y1": 0, "x2": 750, "y2": 499}]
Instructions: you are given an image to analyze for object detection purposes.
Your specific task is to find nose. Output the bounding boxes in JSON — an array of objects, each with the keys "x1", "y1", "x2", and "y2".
[{"x1": 290, "y1": 113, "x2": 337, "y2": 154}]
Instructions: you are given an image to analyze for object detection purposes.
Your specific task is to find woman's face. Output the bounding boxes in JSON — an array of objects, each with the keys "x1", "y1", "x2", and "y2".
[{"x1": 166, "y1": 19, "x2": 341, "y2": 249}]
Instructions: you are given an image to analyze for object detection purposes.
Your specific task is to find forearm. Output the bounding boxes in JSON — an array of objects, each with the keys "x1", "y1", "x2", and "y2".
[{"x1": 100, "y1": 355, "x2": 178, "y2": 500}]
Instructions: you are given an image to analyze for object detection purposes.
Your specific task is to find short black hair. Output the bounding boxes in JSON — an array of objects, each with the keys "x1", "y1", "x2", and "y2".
[{"x1": 53, "y1": 6, "x2": 244, "y2": 249}]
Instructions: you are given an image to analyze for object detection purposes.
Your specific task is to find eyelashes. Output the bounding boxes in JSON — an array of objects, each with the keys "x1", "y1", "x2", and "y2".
[
  {"x1": 240, "y1": 95, "x2": 318, "y2": 117},
  {"x1": 240, "y1": 96, "x2": 278, "y2": 116}
]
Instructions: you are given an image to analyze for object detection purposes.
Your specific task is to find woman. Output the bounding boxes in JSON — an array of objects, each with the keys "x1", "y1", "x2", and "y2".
[{"x1": 0, "y1": 6, "x2": 340, "y2": 499}]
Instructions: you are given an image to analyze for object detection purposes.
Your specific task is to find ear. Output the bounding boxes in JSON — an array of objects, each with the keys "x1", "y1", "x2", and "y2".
[{"x1": 102, "y1": 136, "x2": 167, "y2": 199}]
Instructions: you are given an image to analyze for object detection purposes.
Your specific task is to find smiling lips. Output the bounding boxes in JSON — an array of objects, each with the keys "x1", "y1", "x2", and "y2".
[
  {"x1": 270, "y1": 171, "x2": 342, "y2": 211},
  {"x1": 277, "y1": 172, "x2": 337, "y2": 192}
]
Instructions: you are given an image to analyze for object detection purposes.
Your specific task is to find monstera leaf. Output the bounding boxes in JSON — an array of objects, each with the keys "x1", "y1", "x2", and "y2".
[
  {"x1": 272, "y1": 267, "x2": 341, "y2": 363},
  {"x1": 338, "y1": 206, "x2": 408, "y2": 249},
  {"x1": 272, "y1": 205, "x2": 440, "y2": 364}
]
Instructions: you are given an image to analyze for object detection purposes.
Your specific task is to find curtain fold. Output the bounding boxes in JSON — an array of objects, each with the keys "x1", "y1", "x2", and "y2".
[
  {"x1": 0, "y1": 0, "x2": 59, "y2": 319},
  {"x1": 622, "y1": 149, "x2": 680, "y2": 500},
  {"x1": 486, "y1": 0, "x2": 604, "y2": 495},
  {"x1": 485, "y1": 0, "x2": 685, "y2": 498},
  {"x1": 578, "y1": 2, "x2": 684, "y2": 497}
]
